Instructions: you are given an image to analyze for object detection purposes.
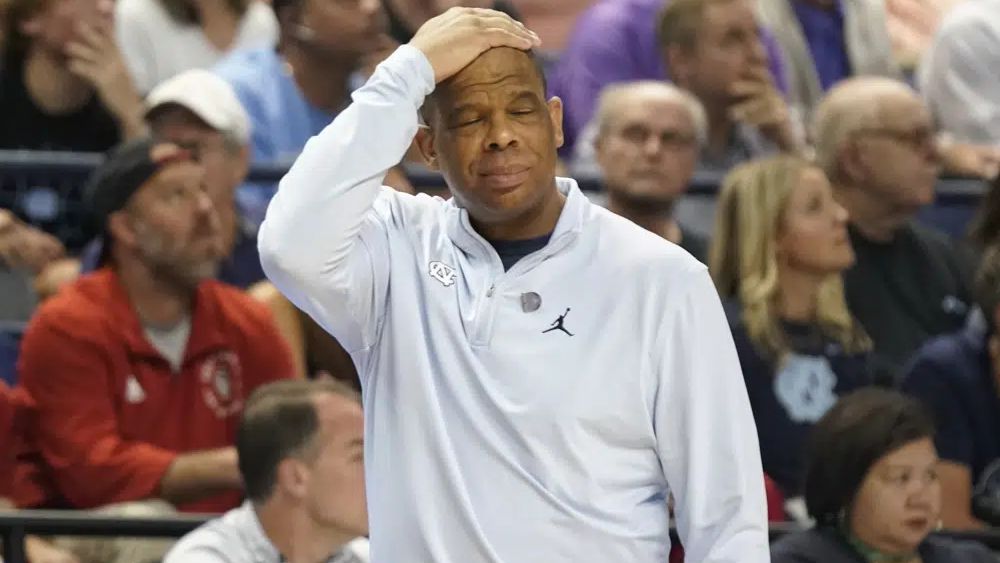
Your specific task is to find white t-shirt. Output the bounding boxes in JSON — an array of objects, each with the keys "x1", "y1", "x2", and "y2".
[
  {"x1": 163, "y1": 501, "x2": 369, "y2": 563},
  {"x1": 116, "y1": 0, "x2": 278, "y2": 93}
]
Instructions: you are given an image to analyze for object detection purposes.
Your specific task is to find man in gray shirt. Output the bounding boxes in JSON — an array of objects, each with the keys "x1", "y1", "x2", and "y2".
[{"x1": 164, "y1": 379, "x2": 369, "y2": 563}]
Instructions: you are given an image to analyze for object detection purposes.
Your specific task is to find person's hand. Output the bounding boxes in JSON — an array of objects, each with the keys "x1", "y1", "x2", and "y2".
[
  {"x1": 0, "y1": 210, "x2": 65, "y2": 273},
  {"x1": 408, "y1": 7, "x2": 541, "y2": 84},
  {"x1": 65, "y1": 19, "x2": 145, "y2": 137},
  {"x1": 729, "y1": 66, "x2": 799, "y2": 152},
  {"x1": 938, "y1": 139, "x2": 1000, "y2": 180},
  {"x1": 25, "y1": 535, "x2": 82, "y2": 563}
]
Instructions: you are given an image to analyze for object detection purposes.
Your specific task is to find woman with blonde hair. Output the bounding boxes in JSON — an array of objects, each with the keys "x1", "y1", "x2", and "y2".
[{"x1": 710, "y1": 155, "x2": 873, "y2": 499}]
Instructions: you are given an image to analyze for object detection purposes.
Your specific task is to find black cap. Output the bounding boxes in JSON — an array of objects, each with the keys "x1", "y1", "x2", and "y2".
[{"x1": 84, "y1": 136, "x2": 194, "y2": 234}]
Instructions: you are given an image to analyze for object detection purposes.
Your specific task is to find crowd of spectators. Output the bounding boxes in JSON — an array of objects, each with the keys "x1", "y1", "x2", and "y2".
[{"x1": 2, "y1": 0, "x2": 1000, "y2": 560}]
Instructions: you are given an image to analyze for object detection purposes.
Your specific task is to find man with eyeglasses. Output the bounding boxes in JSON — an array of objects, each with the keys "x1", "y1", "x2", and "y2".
[
  {"x1": 590, "y1": 81, "x2": 709, "y2": 261},
  {"x1": 813, "y1": 76, "x2": 973, "y2": 384}
]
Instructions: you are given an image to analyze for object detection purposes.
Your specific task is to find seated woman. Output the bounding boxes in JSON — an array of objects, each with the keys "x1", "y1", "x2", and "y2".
[
  {"x1": 710, "y1": 155, "x2": 873, "y2": 499},
  {"x1": 771, "y1": 388, "x2": 996, "y2": 562}
]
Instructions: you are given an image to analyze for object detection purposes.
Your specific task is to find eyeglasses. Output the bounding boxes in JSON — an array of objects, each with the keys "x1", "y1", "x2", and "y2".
[
  {"x1": 617, "y1": 125, "x2": 698, "y2": 150},
  {"x1": 853, "y1": 127, "x2": 936, "y2": 151}
]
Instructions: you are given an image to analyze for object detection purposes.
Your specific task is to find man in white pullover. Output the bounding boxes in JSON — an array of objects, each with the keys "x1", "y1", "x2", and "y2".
[{"x1": 259, "y1": 7, "x2": 769, "y2": 562}]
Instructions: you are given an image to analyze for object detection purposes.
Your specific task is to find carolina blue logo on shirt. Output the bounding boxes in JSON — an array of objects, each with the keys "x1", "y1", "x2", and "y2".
[
  {"x1": 773, "y1": 354, "x2": 838, "y2": 423},
  {"x1": 429, "y1": 261, "x2": 457, "y2": 287}
]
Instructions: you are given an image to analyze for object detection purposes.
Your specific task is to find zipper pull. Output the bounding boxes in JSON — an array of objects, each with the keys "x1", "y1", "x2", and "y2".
[{"x1": 486, "y1": 284, "x2": 495, "y2": 298}]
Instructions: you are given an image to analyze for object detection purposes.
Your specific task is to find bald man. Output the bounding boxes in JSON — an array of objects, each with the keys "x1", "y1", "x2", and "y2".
[
  {"x1": 592, "y1": 81, "x2": 709, "y2": 261},
  {"x1": 259, "y1": 7, "x2": 768, "y2": 562},
  {"x1": 813, "y1": 77, "x2": 973, "y2": 383}
]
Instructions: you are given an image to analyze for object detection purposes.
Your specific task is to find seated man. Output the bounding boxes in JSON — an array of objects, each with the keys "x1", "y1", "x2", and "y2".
[
  {"x1": 590, "y1": 81, "x2": 709, "y2": 261},
  {"x1": 813, "y1": 76, "x2": 973, "y2": 382},
  {"x1": 550, "y1": 0, "x2": 787, "y2": 156},
  {"x1": 12, "y1": 137, "x2": 296, "y2": 513},
  {"x1": 756, "y1": 0, "x2": 901, "y2": 124},
  {"x1": 656, "y1": 0, "x2": 801, "y2": 174},
  {"x1": 74, "y1": 69, "x2": 267, "y2": 291},
  {"x1": 164, "y1": 379, "x2": 369, "y2": 562},
  {"x1": 902, "y1": 243, "x2": 1000, "y2": 530},
  {"x1": 213, "y1": 0, "x2": 410, "y2": 225}
]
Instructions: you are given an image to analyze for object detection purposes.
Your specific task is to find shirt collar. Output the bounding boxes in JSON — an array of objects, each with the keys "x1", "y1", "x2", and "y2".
[
  {"x1": 445, "y1": 176, "x2": 588, "y2": 262},
  {"x1": 101, "y1": 268, "x2": 229, "y2": 362}
]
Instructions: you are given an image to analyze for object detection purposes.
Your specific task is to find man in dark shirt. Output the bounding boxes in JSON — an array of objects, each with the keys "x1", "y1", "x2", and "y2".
[
  {"x1": 813, "y1": 76, "x2": 972, "y2": 382},
  {"x1": 591, "y1": 81, "x2": 709, "y2": 261},
  {"x1": 902, "y1": 244, "x2": 1000, "y2": 531}
]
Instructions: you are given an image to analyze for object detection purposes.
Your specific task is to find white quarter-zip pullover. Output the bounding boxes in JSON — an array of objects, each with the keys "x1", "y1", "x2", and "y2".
[{"x1": 259, "y1": 45, "x2": 769, "y2": 563}]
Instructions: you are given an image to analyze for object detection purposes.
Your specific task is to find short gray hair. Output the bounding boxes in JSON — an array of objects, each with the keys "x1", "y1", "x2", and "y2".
[
  {"x1": 593, "y1": 81, "x2": 708, "y2": 147},
  {"x1": 812, "y1": 77, "x2": 919, "y2": 179}
]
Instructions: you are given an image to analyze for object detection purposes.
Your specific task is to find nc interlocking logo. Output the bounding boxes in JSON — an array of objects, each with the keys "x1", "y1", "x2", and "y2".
[{"x1": 429, "y1": 261, "x2": 457, "y2": 287}]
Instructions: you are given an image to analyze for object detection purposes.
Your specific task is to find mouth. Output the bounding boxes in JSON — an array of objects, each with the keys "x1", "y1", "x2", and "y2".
[
  {"x1": 478, "y1": 167, "x2": 531, "y2": 192},
  {"x1": 904, "y1": 516, "x2": 931, "y2": 532}
]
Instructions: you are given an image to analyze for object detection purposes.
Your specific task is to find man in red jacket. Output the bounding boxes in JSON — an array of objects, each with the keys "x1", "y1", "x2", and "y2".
[{"x1": 13, "y1": 137, "x2": 296, "y2": 514}]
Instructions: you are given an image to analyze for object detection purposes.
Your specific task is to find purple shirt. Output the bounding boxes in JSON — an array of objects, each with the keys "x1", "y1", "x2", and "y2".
[
  {"x1": 550, "y1": 0, "x2": 788, "y2": 154},
  {"x1": 791, "y1": 0, "x2": 851, "y2": 91}
]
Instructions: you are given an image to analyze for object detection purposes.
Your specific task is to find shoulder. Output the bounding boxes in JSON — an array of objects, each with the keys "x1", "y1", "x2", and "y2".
[
  {"x1": 586, "y1": 203, "x2": 705, "y2": 277},
  {"x1": 902, "y1": 328, "x2": 980, "y2": 389},
  {"x1": 214, "y1": 48, "x2": 278, "y2": 93},
  {"x1": 23, "y1": 272, "x2": 115, "y2": 342},
  {"x1": 906, "y1": 223, "x2": 957, "y2": 253},
  {"x1": 938, "y1": 0, "x2": 999, "y2": 36},
  {"x1": 115, "y1": 0, "x2": 167, "y2": 24},
  {"x1": 372, "y1": 187, "x2": 450, "y2": 229},
  {"x1": 770, "y1": 528, "x2": 856, "y2": 562},
  {"x1": 922, "y1": 534, "x2": 998, "y2": 562},
  {"x1": 165, "y1": 511, "x2": 247, "y2": 563},
  {"x1": 199, "y1": 281, "x2": 278, "y2": 334}
]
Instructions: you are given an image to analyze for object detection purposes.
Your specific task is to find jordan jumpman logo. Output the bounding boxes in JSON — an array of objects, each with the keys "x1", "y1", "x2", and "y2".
[{"x1": 542, "y1": 308, "x2": 574, "y2": 336}]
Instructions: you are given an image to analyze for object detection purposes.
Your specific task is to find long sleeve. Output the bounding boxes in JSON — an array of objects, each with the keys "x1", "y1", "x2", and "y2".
[
  {"x1": 257, "y1": 45, "x2": 435, "y2": 353},
  {"x1": 19, "y1": 317, "x2": 177, "y2": 508},
  {"x1": 653, "y1": 266, "x2": 769, "y2": 562},
  {"x1": 920, "y1": 6, "x2": 1000, "y2": 145}
]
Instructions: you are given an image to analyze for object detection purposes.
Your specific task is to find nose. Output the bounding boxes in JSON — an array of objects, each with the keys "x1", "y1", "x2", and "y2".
[
  {"x1": 642, "y1": 133, "x2": 664, "y2": 158},
  {"x1": 483, "y1": 114, "x2": 519, "y2": 152},
  {"x1": 833, "y1": 201, "x2": 849, "y2": 225},
  {"x1": 360, "y1": 0, "x2": 380, "y2": 15},
  {"x1": 748, "y1": 34, "x2": 768, "y2": 67}
]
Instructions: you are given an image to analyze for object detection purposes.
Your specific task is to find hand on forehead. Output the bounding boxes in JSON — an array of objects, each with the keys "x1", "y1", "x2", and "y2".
[{"x1": 431, "y1": 48, "x2": 545, "y2": 110}]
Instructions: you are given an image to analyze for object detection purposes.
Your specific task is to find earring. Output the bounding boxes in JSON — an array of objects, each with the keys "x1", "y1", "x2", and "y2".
[{"x1": 935, "y1": 519, "x2": 943, "y2": 532}]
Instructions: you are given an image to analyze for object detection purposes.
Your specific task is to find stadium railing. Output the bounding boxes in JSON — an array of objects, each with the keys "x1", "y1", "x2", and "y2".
[{"x1": 3, "y1": 510, "x2": 1000, "y2": 563}]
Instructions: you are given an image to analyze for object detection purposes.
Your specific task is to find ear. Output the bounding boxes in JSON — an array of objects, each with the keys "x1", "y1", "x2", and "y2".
[
  {"x1": 665, "y1": 45, "x2": 691, "y2": 85},
  {"x1": 414, "y1": 127, "x2": 439, "y2": 171},
  {"x1": 547, "y1": 96, "x2": 564, "y2": 149},
  {"x1": 234, "y1": 145, "x2": 251, "y2": 184},
  {"x1": 839, "y1": 139, "x2": 866, "y2": 184},
  {"x1": 19, "y1": 13, "x2": 44, "y2": 39},
  {"x1": 275, "y1": 457, "x2": 309, "y2": 500},
  {"x1": 106, "y1": 210, "x2": 139, "y2": 250}
]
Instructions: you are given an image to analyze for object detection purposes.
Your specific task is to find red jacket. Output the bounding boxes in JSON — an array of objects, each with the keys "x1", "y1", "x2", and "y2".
[{"x1": 13, "y1": 268, "x2": 295, "y2": 512}]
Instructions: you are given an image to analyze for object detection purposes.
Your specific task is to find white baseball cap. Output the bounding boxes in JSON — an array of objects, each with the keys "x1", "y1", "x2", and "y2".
[{"x1": 145, "y1": 69, "x2": 251, "y2": 145}]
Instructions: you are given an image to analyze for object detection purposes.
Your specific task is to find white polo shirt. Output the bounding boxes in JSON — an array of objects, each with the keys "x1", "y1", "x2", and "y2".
[
  {"x1": 258, "y1": 45, "x2": 769, "y2": 563},
  {"x1": 163, "y1": 502, "x2": 369, "y2": 563}
]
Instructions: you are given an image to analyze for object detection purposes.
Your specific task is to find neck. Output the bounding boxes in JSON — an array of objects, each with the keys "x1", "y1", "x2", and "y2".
[
  {"x1": 115, "y1": 258, "x2": 195, "y2": 328},
  {"x1": 23, "y1": 49, "x2": 93, "y2": 115},
  {"x1": 194, "y1": 0, "x2": 240, "y2": 50},
  {"x1": 282, "y1": 44, "x2": 354, "y2": 113},
  {"x1": 607, "y1": 195, "x2": 681, "y2": 244},
  {"x1": 832, "y1": 181, "x2": 906, "y2": 243},
  {"x1": 776, "y1": 265, "x2": 822, "y2": 323},
  {"x1": 471, "y1": 184, "x2": 566, "y2": 241},
  {"x1": 255, "y1": 501, "x2": 354, "y2": 563},
  {"x1": 704, "y1": 104, "x2": 736, "y2": 158},
  {"x1": 844, "y1": 524, "x2": 920, "y2": 563}
]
